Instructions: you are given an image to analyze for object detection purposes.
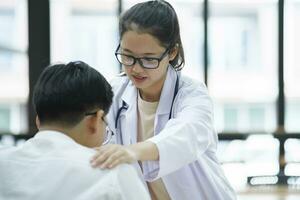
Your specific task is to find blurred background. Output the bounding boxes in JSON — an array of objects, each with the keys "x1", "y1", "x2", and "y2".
[{"x1": 0, "y1": 0, "x2": 300, "y2": 199}]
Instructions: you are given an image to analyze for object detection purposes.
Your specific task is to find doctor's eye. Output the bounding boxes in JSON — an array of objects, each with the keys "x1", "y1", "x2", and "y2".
[{"x1": 116, "y1": 54, "x2": 135, "y2": 65}]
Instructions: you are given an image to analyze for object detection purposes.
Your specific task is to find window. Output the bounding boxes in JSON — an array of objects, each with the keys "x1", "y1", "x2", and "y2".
[
  {"x1": 209, "y1": 0, "x2": 278, "y2": 133},
  {"x1": 285, "y1": 0, "x2": 300, "y2": 132},
  {"x1": 0, "y1": 0, "x2": 28, "y2": 134},
  {"x1": 286, "y1": 103, "x2": 300, "y2": 132},
  {"x1": 0, "y1": 9, "x2": 14, "y2": 68},
  {"x1": 210, "y1": 16, "x2": 259, "y2": 71},
  {"x1": 50, "y1": 0, "x2": 119, "y2": 80},
  {"x1": 220, "y1": 103, "x2": 273, "y2": 132},
  {"x1": 249, "y1": 105, "x2": 265, "y2": 131},
  {"x1": 224, "y1": 106, "x2": 238, "y2": 131},
  {"x1": 0, "y1": 106, "x2": 10, "y2": 131}
]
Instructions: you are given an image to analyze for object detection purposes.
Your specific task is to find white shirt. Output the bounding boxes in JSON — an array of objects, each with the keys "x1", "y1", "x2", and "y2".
[{"x1": 0, "y1": 130, "x2": 150, "y2": 200}]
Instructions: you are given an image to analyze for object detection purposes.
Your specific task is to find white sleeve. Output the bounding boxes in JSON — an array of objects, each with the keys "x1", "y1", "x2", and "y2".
[
  {"x1": 115, "y1": 164, "x2": 151, "y2": 200},
  {"x1": 146, "y1": 82, "x2": 216, "y2": 180}
]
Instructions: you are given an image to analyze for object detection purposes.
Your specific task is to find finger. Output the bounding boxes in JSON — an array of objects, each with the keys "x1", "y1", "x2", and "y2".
[
  {"x1": 90, "y1": 147, "x2": 118, "y2": 168},
  {"x1": 91, "y1": 145, "x2": 117, "y2": 161},
  {"x1": 108, "y1": 157, "x2": 125, "y2": 169},
  {"x1": 90, "y1": 150, "x2": 103, "y2": 162},
  {"x1": 100, "y1": 151, "x2": 124, "y2": 169},
  {"x1": 103, "y1": 147, "x2": 137, "y2": 168},
  {"x1": 90, "y1": 145, "x2": 116, "y2": 162}
]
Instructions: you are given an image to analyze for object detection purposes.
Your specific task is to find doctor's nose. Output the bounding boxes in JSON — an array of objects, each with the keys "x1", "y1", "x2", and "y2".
[{"x1": 132, "y1": 61, "x2": 144, "y2": 73}]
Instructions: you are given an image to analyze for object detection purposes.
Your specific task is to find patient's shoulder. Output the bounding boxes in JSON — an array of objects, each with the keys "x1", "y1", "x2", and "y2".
[{"x1": 114, "y1": 163, "x2": 143, "y2": 182}]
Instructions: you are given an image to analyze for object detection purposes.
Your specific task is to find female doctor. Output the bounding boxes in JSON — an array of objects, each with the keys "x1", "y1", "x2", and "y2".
[{"x1": 91, "y1": 1, "x2": 236, "y2": 199}]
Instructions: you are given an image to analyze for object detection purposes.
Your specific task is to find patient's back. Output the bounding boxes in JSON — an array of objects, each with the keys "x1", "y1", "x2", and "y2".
[{"x1": 0, "y1": 131, "x2": 150, "y2": 200}]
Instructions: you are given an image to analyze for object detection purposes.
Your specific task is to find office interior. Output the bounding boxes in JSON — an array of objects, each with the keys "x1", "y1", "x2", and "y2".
[{"x1": 0, "y1": 0, "x2": 300, "y2": 199}]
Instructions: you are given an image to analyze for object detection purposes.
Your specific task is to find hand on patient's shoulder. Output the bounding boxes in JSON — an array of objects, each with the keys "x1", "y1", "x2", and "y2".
[{"x1": 90, "y1": 144, "x2": 138, "y2": 169}]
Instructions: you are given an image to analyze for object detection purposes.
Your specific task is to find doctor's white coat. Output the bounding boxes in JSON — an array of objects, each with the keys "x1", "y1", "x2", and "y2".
[{"x1": 107, "y1": 66, "x2": 236, "y2": 200}]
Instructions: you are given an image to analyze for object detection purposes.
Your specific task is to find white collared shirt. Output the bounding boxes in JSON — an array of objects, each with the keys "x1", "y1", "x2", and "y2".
[{"x1": 0, "y1": 130, "x2": 150, "y2": 200}]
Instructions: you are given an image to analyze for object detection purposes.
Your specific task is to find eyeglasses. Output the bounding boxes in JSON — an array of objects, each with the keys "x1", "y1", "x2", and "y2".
[
  {"x1": 114, "y1": 44, "x2": 170, "y2": 69},
  {"x1": 85, "y1": 112, "x2": 113, "y2": 145}
]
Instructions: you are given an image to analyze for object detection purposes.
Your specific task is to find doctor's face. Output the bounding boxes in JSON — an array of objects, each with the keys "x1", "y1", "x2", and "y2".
[{"x1": 118, "y1": 31, "x2": 174, "y2": 97}]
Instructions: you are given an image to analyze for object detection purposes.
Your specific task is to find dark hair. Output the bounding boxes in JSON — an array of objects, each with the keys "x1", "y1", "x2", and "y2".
[
  {"x1": 33, "y1": 61, "x2": 113, "y2": 127},
  {"x1": 119, "y1": 0, "x2": 185, "y2": 70}
]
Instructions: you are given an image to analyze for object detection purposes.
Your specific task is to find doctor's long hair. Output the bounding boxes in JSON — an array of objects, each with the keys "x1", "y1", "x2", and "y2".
[{"x1": 119, "y1": 0, "x2": 185, "y2": 71}]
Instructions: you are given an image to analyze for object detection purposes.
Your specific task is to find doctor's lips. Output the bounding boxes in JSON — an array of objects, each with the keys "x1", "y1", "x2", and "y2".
[{"x1": 132, "y1": 74, "x2": 147, "y2": 82}]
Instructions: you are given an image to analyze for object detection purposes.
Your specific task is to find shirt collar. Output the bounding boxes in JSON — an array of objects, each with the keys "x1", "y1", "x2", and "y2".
[
  {"x1": 120, "y1": 66, "x2": 178, "y2": 115},
  {"x1": 33, "y1": 130, "x2": 79, "y2": 148}
]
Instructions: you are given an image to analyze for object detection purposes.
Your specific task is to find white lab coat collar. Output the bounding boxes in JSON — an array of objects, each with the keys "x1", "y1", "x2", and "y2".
[
  {"x1": 120, "y1": 66, "x2": 178, "y2": 115},
  {"x1": 156, "y1": 66, "x2": 178, "y2": 116},
  {"x1": 120, "y1": 80, "x2": 138, "y2": 144},
  {"x1": 121, "y1": 80, "x2": 137, "y2": 108},
  {"x1": 118, "y1": 67, "x2": 178, "y2": 144}
]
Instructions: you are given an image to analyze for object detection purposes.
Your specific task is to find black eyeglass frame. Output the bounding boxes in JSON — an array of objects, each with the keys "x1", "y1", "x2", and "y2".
[{"x1": 114, "y1": 44, "x2": 171, "y2": 69}]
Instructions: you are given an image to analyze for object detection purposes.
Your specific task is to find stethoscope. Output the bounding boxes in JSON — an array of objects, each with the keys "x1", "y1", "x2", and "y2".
[{"x1": 114, "y1": 74, "x2": 179, "y2": 143}]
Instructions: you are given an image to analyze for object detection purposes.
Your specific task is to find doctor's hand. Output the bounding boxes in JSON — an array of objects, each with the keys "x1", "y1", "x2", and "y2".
[{"x1": 90, "y1": 144, "x2": 138, "y2": 169}]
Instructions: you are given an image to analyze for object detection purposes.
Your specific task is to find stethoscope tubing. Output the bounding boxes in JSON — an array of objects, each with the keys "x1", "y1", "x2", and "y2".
[{"x1": 115, "y1": 74, "x2": 179, "y2": 143}]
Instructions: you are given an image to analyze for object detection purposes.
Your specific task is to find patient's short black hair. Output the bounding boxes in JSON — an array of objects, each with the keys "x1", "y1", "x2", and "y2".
[{"x1": 33, "y1": 61, "x2": 113, "y2": 127}]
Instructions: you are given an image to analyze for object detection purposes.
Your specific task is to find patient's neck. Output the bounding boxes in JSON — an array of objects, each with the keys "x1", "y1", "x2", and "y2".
[
  {"x1": 38, "y1": 124, "x2": 81, "y2": 144},
  {"x1": 39, "y1": 124, "x2": 71, "y2": 135}
]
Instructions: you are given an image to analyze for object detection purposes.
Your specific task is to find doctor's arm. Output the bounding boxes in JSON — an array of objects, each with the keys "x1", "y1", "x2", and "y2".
[
  {"x1": 143, "y1": 84, "x2": 215, "y2": 180},
  {"x1": 90, "y1": 83, "x2": 214, "y2": 176},
  {"x1": 90, "y1": 140, "x2": 159, "y2": 169}
]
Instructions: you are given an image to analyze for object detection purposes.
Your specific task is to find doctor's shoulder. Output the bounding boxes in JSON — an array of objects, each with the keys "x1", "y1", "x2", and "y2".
[
  {"x1": 109, "y1": 72, "x2": 129, "y2": 90},
  {"x1": 179, "y1": 75, "x2": 209, "y2": 98},
  {"x1": 109, "y1": 72, "x2": 131, "y2": 96}
]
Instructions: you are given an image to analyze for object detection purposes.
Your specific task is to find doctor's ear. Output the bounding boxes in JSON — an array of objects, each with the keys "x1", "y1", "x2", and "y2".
[{"x1": 168, "y1": 45, "x2": 179, "y2": 62}]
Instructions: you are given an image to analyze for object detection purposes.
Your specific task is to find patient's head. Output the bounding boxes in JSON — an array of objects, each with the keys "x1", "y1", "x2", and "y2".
[{"x1": 33, "y1": 61, "x2": 113, "y2": 147}]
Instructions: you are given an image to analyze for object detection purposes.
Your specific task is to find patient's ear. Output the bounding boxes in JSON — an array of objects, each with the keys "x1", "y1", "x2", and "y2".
[
  {"x1": 86, "y1": 110, "x2": 104, "y2": 134},
  {"x1": 36, "y1": 116, "x2": 40, "y2": 129}
]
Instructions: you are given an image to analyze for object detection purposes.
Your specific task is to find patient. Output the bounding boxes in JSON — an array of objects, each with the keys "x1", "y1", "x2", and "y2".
[{"x1": 0, "y1": 61, "x2": 150, "y2": 200}]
